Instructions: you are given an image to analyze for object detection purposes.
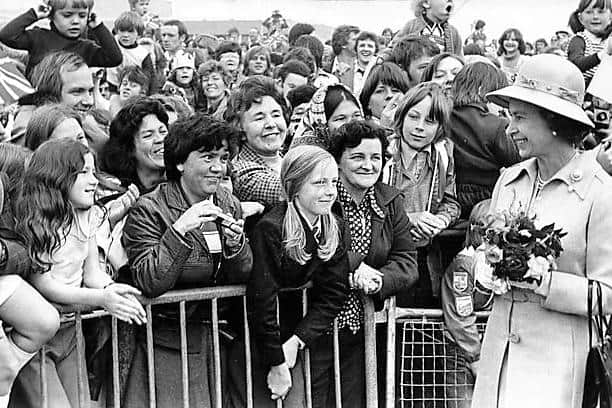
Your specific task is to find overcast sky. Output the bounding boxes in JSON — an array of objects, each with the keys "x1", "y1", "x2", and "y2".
[{"x1": 2, "y1": 0, "x2": 577, "y2": 42}]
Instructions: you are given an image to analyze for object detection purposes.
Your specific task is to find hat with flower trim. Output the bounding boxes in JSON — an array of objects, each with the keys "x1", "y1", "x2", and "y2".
[{"x1": 486, "y1": 54, "x2": 594, "y2": 127}]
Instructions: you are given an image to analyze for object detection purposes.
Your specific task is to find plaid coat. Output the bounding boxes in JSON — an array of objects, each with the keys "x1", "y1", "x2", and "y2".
[{"x1": 231, "y1": 144, "x2": 283, "y2": 208}]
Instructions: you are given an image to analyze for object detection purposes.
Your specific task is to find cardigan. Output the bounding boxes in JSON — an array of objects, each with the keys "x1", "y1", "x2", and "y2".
[
  {"x1": 0, "y1": 9, "x2": 122, "y2": 78},
  {"x1": 247, "y1": 201, "x2": 349, "y2": 369}
]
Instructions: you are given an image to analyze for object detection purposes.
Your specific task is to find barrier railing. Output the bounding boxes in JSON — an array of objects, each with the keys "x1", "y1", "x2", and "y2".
[{"x1": 32, "y1": 288, "x2": 489, "y2": 408}]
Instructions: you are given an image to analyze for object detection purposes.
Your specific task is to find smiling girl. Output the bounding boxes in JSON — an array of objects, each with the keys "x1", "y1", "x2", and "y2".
[
  {"x1": 10, "y1": 139, "x2": 146, "y2": 408},
  {"x1": 0, "y1": 0, "x2": 122, "y2": 78},
  {"x1": 497, "y1": 28, "x2": 530, "y2": 83},
  {"x1": 567, "y1": 0, "x2": 612, "y2": 84},
  {"x1": 384, "y1": 81, "x2": 460, "y2": 307}
]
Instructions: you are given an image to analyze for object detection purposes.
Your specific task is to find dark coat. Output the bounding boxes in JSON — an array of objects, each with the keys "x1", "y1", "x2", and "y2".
[
  {"x1": 339, "y1": 182, "x2": 418, "y2": 307},
  {"x1": 0, "y1": 9, "x2": 122, "y2": 78},
  {"x1": 247, "y1": 201, "x2": 350, "y2": 369},
  {"x1": 122, "y1": 180, "x2": 252, "y2": 349}
]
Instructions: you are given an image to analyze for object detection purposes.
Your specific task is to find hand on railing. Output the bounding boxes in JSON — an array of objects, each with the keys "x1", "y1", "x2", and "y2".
[
  {"x1": 267, "y1": 362, "x2": 292, "y2": 401},
  {"x1": 102, "y1": 283, "x2": 147, "y2": 325},
  {"x1": 352, "y1": 263, "x2": 383, "y2": 295},
  {"x1": 282, "y1": 335, "x2": 302, "y2": 368}
]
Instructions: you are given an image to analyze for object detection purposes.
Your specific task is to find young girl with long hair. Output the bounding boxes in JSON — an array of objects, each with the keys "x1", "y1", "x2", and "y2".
[
  {"x1": 229, "y1": 145, "x2": 349, "y2": 407},
  {"x1": 568, "y1": 0, "x2": 612, "y2": 84},
  {"x1": 9, "y1": 139, "x2": 146, "y2": 408},
  {"x1": 0, "y1": 145, "x2": 59, "y2": 408}
]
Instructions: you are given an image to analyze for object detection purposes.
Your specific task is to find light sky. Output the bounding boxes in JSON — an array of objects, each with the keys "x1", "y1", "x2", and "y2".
[{"x1": 2, "y1": 0, "x2": 577, "y2": 42}]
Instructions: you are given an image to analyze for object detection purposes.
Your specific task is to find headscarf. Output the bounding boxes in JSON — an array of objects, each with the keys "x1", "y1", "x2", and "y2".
[{"x1": 290, "y1": 83, "x2": 363, "y2": 150}]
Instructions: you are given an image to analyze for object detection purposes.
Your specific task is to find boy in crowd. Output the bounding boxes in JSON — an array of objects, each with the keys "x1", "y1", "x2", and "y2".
[
  {"x1": 107, "y1": 11, "x2": 155, "y2": 94},
  {"x1": 387, "y1": 35, "x2": 440, "y2": 88},
  {"x1": 353, "y1": 31, "x2": 379, "y2": 95},
  {"x1": 216, "y1": 41, "x2": 245, "y2": 89},
  {"x1": 0, "y1": 0, "x2": 122, "y2": 78},
  {"x1": 128, "y1": 0, "x2": 161, "y2": 31},
  {"x1": 277, "y1": 59, "x2": 312, "y2": 100}
]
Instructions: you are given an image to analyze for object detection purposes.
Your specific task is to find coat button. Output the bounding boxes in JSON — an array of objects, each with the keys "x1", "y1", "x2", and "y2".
[{"x1": 509, "y1": 333, "x2": 521, "y2": 344}]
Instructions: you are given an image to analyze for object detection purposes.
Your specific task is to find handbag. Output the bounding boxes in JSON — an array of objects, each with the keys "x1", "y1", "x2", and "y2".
[{"x1": 583, "y1": 280, "x2": 612, "y2": 408}]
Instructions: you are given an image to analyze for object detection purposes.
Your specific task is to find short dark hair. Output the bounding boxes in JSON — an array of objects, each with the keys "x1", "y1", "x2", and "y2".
[
  {"x1": 359, "y1": 62, "x2": 410, "y2": 118},
  {"x1": 163, "y1": 19, "x2": 188, "y2": 38},
  {"x1": 278, "y1": 60, "x2": 312, "y2": 82},
  {"x1": 540, "y1": 108, "x2": 591, "y2": 146},
  {"x1": 331, "y1": 25, "x2": 360, "y2": 55},
  {"x1": 118, "y1": 65, "x2": 150, "y2": 94},
  {"x1": 294, "y1": 35, "x2": 324, "y2": 69},
  {"x1": 164, "y1": 114, "x2": 239, "y2": 181},
  {"x1": 282, "y1": 47, "x2": 316, "y2": 72},
  {"x1": 216, "y1": 40, "x2": 242, "y2": 60},
  {"x1": 288, "y1": 23, "x2": 315, "y2": 46},
  {"x1": 225, "y1": 76, "x2": 289, "y2": 127},
  {"x1": 497, "y1": 28, "x2": 526, "y2": 56},
  {"x1": 420, "y1": 53, "x2": 465, "y2": 83},
  {"x1": 388, "y1": 35, "x2": 440, "y2": 73},
  {"x1": 474, "y1": 20, "x2": 486, "y2": 30},
  {"x1": 324, "y1": 85, "x2": 361, "y2": 121},
  {"x1": 114, "y1": 11, "x2": 145, "y2": 36},
  {"x1": 452, "y1": 62, "x2": 507, "y2": 107},
  {"x1": 328, "y1": 120, "x2": 389, "y2": 166},
  {"x1": 354, "y1": 31, "x2": 380, "y2": 54},
  {"x1": 100, "y1": 97, "x2": 169, "y2": 185},
  {"x1": 287, "y1": 84, "x2": 317, "y2": 109}
]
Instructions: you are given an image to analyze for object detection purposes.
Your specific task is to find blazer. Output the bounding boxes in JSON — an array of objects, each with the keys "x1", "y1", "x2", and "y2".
[
  {"x1": 247, "y1": 201, "x2": 349, "y2": 369},
  {"x1": 472, "y1": 149, "x2": 612, "y2": 408}
]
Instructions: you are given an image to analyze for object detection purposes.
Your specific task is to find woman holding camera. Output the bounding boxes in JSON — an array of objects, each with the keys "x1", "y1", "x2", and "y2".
[{"x1": 122, "y1": 114, "x2": 252, "y2": 408}]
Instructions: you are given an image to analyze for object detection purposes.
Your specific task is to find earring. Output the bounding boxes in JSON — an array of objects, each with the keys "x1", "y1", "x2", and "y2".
[{"x1": 552, "y1": 131, "x2": 557, "y2": 137}]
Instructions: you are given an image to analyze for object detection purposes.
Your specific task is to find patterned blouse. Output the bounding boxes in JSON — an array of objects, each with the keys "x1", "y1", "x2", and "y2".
[{"x1": 335, "y1": 183, "x2": 385, "y2": 333}]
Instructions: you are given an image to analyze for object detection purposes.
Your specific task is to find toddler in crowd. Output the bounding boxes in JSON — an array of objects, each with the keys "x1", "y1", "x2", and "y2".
[
  {"x1": 0, "y1": 0, "x2": 122, "y2": 78},
  {"x1": 164, "y1": 51, "x2": 204, "y2": 110},
  {"x1": 128, "y1": 0, "x2": 161, "y2": 32},
  {"x1": 441, "y1": 199, "x2": 493, "y2": 407},
  {"x1": 107, "y1": 11, "x2": 155, "y2": 94}
]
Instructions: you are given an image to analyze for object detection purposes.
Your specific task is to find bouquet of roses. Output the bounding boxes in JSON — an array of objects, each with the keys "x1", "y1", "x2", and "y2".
[{"x1": 474, "y1": 209, "x2": 566, "y2": 295}]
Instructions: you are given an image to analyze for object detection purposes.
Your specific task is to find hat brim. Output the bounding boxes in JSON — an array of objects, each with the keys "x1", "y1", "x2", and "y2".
[{"x1": 487, "y1": 85, "x2": 594, "y2": 128}]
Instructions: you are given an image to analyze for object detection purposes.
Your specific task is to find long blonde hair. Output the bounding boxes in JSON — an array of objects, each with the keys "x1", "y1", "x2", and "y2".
[{"x1": 281, "y1": 146, "x2": 340, "y2": 265}]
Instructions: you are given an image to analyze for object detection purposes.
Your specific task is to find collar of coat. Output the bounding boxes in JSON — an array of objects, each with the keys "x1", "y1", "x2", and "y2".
[
  {"x1": 163, "y1": 179, "x2": 237, "y2": 214},
  {"x1": 501, "y1": 149, "x2": 604, "y2": 201}
]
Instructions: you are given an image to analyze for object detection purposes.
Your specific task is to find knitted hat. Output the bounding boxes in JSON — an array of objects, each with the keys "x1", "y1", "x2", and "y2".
[{"x1": 171, "y1": 51, "x2": 195, "y2": 71}]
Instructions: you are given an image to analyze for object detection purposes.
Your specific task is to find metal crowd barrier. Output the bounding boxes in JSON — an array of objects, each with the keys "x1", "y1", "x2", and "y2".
[{"x1": 34, "y1": 289, "x2": 489, "y2": 408}]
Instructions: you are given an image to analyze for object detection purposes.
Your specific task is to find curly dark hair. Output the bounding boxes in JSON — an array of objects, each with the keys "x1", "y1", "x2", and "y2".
[
  {"x1": 164, "y1": 114, "x2": 240, "y2": 181},
  {"x1": 99, "y1": 97, "x2": 169, "y2": 186},
  {"x1": 331, "y1": 25, "x2": 360, "y2": 56},
  {"x1": 328, "y1": 120, "x2": 389, "y2": 166}
]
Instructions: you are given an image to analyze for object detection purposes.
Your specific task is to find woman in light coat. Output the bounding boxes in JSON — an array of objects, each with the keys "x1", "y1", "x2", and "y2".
[{"x1": 472, "y1": 54, "x2": 612, "y2": 408}]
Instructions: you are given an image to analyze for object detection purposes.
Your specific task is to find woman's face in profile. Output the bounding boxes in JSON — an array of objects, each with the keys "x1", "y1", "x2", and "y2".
[{"x1": 506, "y1": 100, "x2": 554, "y2": 159}]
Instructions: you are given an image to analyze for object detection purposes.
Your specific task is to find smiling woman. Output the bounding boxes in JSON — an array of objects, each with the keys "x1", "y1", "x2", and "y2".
[
  {"x1": 99, "y1": 97, "x2": 170, "y2": 194},
  {"x1": 226, "y1": 76, "x2": 290, "y2": 207},
  {"x1": 122, "y1": 114, "x2": 252, "y2": 408}
]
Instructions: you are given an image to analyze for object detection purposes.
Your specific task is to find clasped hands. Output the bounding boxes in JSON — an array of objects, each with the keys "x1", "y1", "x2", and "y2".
[
  {"x1": 410, "y1": 211, "x2": 449, "y2": 244},
  {"x1": 350, "y1": 263, "x2": 383, "y2": 295},
  {"x1": 172, "y1": 200, "x2": 244, "y2": 248},
  {"x1": 267, "y1": 335, "x2": 303, "y2": 400}
]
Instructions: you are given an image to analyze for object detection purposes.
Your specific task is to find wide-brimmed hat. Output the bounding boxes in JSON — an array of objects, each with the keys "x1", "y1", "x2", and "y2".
[{"x1": 486, "y1": 54, "x2": 594, "y2": 127}]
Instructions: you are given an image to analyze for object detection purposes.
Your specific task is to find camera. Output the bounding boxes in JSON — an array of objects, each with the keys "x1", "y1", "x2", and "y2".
[
  {"x1": 592, "y1": 96, "x2": 612, "y2": 130},
  {"x1": 215, "y1": 213, "x2": 238, "y2": 229}
]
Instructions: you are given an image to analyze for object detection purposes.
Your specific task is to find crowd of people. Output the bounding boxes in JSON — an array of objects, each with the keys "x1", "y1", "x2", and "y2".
[{"x1": 0, "y1": 0, "x2": 611, "y2": 407}]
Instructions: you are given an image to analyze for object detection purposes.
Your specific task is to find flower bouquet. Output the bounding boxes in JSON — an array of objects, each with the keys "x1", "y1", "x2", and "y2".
[{"x1": 474, "y1": 209, "x2": 566, "y2": 295}]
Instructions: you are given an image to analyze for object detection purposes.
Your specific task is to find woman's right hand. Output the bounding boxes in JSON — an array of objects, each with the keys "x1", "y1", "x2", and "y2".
[
  {"x1": 172, "y1": 201, "x2": 222, "y2": 236},
  {"x1": 102, "y1": 284, "x2": 147, "y2": 325},
  {"x1": 34, "y1": 1, "x2": 51, "y2": 19},
  {"x1": 267, "y1": 363, "x2": 292, "y2": 400}
]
